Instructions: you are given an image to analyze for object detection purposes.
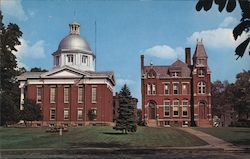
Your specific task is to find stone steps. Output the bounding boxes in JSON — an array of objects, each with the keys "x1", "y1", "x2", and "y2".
[
  {"x1": 147, "y1": 119, "x2": 157, "y2": 127},
  {"x1": 198, "y1": 119, "x2": 212, "y2": 127}
]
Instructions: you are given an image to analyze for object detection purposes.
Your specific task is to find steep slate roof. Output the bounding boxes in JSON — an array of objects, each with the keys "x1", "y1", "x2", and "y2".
[
  {"x1": 193, "y1": 42, "x2": 208, "y2": 59},
  {"x1": 143, "y1": 59, "x2": 191, "y2": 78}
]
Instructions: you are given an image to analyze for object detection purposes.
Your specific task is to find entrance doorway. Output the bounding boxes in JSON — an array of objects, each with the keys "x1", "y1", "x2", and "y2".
[
  {"x1": 148, "y1": 100, "x2": 156, "y2": 119},
  {"x1": 199, "y1": 101, "x2": 206, "y2": 119}
]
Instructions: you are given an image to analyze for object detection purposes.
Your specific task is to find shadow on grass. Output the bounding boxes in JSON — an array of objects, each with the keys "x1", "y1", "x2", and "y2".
[
  {"x1": 70, "y1": 142, "x2": 129, "y2": 148},
  {"x1": 232, "y1": 139, "x2": 250, "y2": 146},
  {"x1": 102, "y1": 132, "x2": 126, "y2": 135}
]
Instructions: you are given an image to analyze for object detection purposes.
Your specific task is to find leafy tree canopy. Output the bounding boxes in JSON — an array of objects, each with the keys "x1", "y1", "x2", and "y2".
[
  {"x1": 0, "y1": 11, "x2": 22, "y2": 126},
  {"x1": 196, "y1": 0, "x2": 250, "y2": 59},
  {"x1": 30, "y1": 67, "x2": 48, "y2": 72},
  {"x1": 20, "y1": 99, "x2": 43, "y2": 127}
]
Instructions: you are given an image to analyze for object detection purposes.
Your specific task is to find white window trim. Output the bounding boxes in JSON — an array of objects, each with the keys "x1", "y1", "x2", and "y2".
[
  {"x1": 78, "y1": 86, "x2": 83, "y2": 103},
  {"x1": 173, "y1": 84, "x2": 179, "y2": 95},
  {"x1": 50, "y1": 108, "x2": 56, "y2": 120},
  {"x1": 164, "y1": 84, "x2": 169, "y2": 95},
  {"x1": 50, "y1": 87, "x2": 56, "y2": 103},
  {"x1": 173, "y1": 100, "x2": 179, "y2": 117},
  {"x1": 198, "y1": 81, "x2": 206, "y2": 95},
  {"x1": 63, "y1": 108, "x2": 69, "y2": 120},
  {"x1": 163, "y1": 100, "x2": 170, "y2": 117},
  {"x1": 77, "y1": 108, "x2": 83, "y2": 120},
  {"x1": 36, "y1": 87, "x2": 42, "y2": 103},
  {"x1": 92, "y1": 87, "x2": 97, "y2": 103},
  {"x1": 64, "y1": 87, "x2": 69, "y2": 103}
]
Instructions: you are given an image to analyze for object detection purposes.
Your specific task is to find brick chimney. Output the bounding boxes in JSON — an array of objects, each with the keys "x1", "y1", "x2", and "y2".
[
  {"x1": 141, "y1": 55, "x2": 144, "y2": 70},
  {"x1": 185, "y1": 48, "x2": 191, "y2": 65}
]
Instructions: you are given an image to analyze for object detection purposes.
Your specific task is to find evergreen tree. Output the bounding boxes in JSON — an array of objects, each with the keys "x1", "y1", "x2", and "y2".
[
  {"x1": 20, "y1": 99, "x2": 42, "y2": 127},
  {"x1": 113, "y1": 84, "x2": 137, "y2": 134},
  {"x1": 0, "y1": 11, "x2": 23, "y2": 126}
]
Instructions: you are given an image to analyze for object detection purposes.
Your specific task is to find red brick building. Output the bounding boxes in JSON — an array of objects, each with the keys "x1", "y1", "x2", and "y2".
[
  {"x1": 18, "y1": 21, "x2": 115, "y2": 127},
  {"x1": 141, "y1": 42, "x2": 211, "y2": 127}
]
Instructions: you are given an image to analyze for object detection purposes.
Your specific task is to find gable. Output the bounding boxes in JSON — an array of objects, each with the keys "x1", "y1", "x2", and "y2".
[
  {"x1": 47, "y1": 69, "x2": 83, "y2": 78},
  {"x1": 41, "y1": 66, "x2": 89, "y2": 78}
]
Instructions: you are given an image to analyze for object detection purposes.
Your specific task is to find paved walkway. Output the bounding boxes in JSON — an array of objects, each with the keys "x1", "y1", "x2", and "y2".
[{"x1": 179, "y1": 128, "x2": 244, "y2": 152}]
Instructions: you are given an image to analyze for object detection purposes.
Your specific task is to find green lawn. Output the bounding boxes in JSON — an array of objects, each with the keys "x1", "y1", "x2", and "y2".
[
  {"x1": 0, "y1": 126, "x2": 207, "y2": 149},
  {"x1": 195, "y1": 127, "x2": 250, "y2": 146}
]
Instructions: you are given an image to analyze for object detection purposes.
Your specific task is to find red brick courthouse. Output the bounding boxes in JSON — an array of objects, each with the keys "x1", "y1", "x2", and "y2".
[
  {"x1": 141, "y1": 42, "x2": 212, "y2": 127},
  {"x1": 18, "y1": 22, "x2": 115, "y2": 127}
]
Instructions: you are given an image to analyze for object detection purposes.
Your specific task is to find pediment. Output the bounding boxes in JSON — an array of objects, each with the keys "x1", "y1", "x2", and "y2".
[{"x1": 41, "y1": 66, "x2": 88, "y2": 78}]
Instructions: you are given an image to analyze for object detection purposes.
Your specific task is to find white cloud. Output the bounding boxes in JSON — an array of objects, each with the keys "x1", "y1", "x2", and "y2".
[
  {"x1": 116, "y1": 79, "x2": 136, "y2": 86},
  {"x1": 142, "y1": 45, "x2": 184, "y2": 59},
  {"x1": 187, "y1": 28, "x2": 236, "y2": 49},
  {"x1": 2, "y1": 0, "x2": 28, "y2": 21},
  {"x1": 219, "y1": 16, "x2": 238, "y2": 28},
  {"x1": 187, "y1": 28, "x2": 249, "y2": 50},
  {"x1": 15, "y1": 38, "x2": 46, "y2": 59}
]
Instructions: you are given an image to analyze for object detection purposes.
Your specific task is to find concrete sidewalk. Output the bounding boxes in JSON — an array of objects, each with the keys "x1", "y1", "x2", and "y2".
[{"x1": 179, "y1": 128, "x2": 244, "y2": 152}]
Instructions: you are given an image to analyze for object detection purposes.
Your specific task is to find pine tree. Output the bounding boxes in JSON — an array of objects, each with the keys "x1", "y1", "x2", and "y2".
[
  {"x1": 113, "y1": 84, "x2": 137, "y2": 134},
  {"x1": 0, "y1": 11, "x2": 23, "y2": 126}
]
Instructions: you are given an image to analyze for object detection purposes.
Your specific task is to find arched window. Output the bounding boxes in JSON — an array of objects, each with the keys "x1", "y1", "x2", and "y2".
[{"x1": 198, "y1": 81, "x2": 206, "y2": 94}]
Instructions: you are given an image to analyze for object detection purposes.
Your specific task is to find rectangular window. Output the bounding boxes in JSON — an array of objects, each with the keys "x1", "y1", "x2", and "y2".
[
  {"x1": 173, "y1": 100, "x2": 179, "y2": 117},
  {"x1": 92, "y1": 87, "x2": 97, "y2": 103},
  {"x1": 78, "y1": 87, "x2": 83, "y2": 103},
  {"x1": 67, "y1": 55, "x2": 74, "y2": 63},
  {"x1": 50, "y1": 109, "x2": 56, "y2": 120},
  {"x1": 182, "y1": 84, "x2": 188, "y2": 95},
  {"x1": 164, "y1": 100, "x2": 170, "y2": 117},
  {"x1": 37, "y1": 87, "x2": 42, "y2": 103},
  {"x1": 182, "y1": 100, "x2": 188, "y2": 117},
  {"x1": 64, "y1": 109, "x2": 69, "y2": 120},
  {"x1": 173, "y1": 84, "x2": 179, "y2": 95},
  {"x1": 152, "y1": 84, "x2": 156, "y2": 95},
  {"x1": 164, "y1": 84, "x2": 169, "y2": 95},
  {"x1": 50, "y1": 87, "x2": 56, "y2": 103},
  {"x1": 182, "y1": 106, "x2": 188, "y2": 117},
  {"x1": 64, "y1": 87, "x2": 69, "y2": 103},
  {"x1": 147, "y1": 84, "x2": 151, "y2": 95},
  {"x1": 77, "y1": 109, "x2": 83, "y2": 120}
]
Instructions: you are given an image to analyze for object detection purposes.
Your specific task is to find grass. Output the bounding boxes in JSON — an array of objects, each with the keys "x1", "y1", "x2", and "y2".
[
  {"x1": 0, "y1": 126, "x2": 207, "y2": 149},
  {"x1": 195, "y1": 127, "x2": 250, "y2": 146}
]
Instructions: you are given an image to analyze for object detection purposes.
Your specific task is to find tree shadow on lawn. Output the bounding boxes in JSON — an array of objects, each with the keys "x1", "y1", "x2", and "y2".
[
  {"x1": 232, "y1": 139, "x2": 250, "y2": 146},
  {"x1": 70, "y1": 142, "x2": 129, "y2": 148},
  {"x1": 102, "y1": 132, "x2": 128, "y2": 135}
]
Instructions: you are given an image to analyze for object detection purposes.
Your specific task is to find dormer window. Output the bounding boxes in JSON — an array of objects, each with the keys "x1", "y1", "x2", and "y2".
[
  {"x1": 67, "y1": 55, "x2": 74, "y2": 63},
  {"x1": 147, "y1": 69, "x2": 156, "y2": 78},
  {"x1": 172, "y1": 72, "x2": 179, "y2": 77}
]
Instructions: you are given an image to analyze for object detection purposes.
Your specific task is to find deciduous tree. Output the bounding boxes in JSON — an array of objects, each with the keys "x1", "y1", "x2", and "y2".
[
  {"x1": 20, "y1": 99, "x2": 42, "y2": 127},
  {"x1": 196, "y1": 0, "x2": 250, "y2": 59},
  {"x1": 0, "y1": 11, "x2": 23, "y2": 126}
]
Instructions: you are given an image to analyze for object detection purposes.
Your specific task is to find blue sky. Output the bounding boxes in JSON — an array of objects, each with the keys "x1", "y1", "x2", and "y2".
[{"x1": 2, "y1": 0, "x2": 250, "y2": 108}]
